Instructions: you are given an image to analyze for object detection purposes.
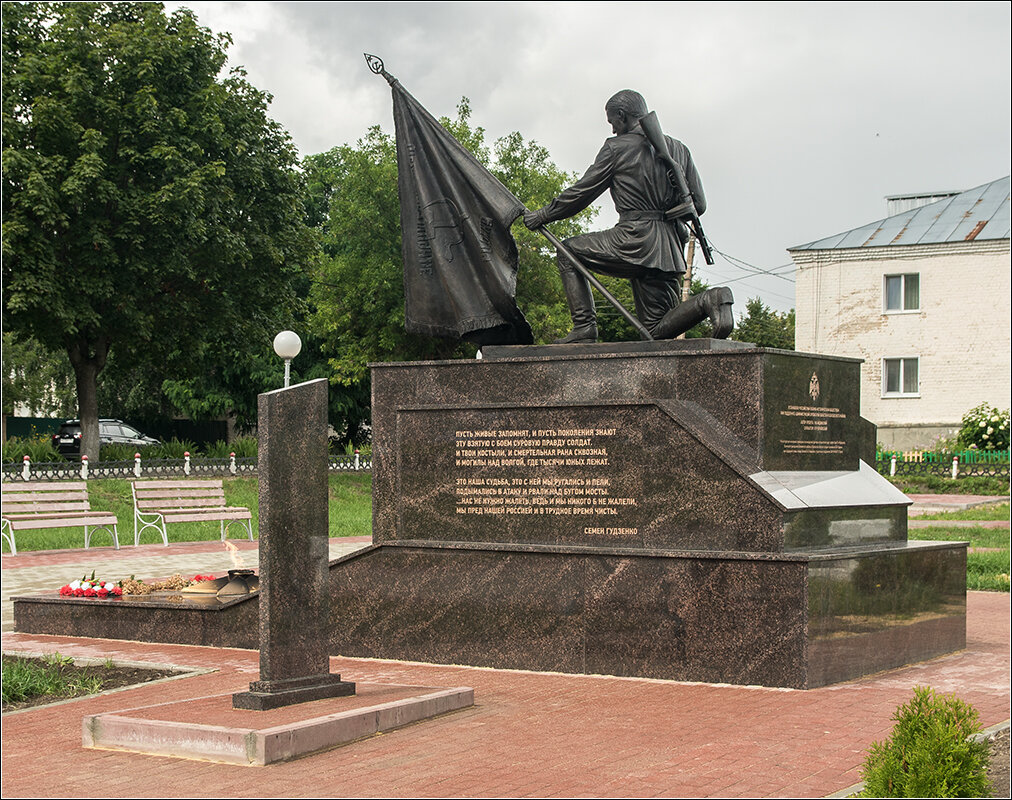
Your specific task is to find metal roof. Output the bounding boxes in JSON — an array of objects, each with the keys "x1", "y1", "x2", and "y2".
[{"x1": 790, "y1": 176, "x2": 1010, "y2": 251}]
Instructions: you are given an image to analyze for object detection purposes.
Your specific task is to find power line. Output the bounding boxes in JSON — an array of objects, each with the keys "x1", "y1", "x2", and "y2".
[{"x1": 710, "y1": 246, "x2": 796, "y2": 283}]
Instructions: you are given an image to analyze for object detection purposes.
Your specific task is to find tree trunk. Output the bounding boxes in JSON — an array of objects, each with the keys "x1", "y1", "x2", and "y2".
[{"x1": 67, "y1": 336, "x2": 109, "y2": 463}]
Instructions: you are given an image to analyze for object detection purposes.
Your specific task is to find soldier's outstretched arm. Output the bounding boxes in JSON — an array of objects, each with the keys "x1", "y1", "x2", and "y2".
[{"x1": 524, "y1": 142, "x2": 614, "y2": 229}]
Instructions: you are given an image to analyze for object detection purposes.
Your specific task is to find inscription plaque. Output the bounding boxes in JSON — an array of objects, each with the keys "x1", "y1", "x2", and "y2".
[
  {"x1": 396, "y1": 403, "x2": 783, "y2": 552},
  {"x1": 762, "y1": 354, "x2": 860, "y2": 471}
]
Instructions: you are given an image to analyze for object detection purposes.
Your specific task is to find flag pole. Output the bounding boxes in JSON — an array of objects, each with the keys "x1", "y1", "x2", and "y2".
[{"x1": 533, "y1": 224, "x2": 654, "y2": 342}]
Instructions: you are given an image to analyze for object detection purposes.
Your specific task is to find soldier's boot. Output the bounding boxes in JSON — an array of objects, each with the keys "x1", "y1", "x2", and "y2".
[
  {"x1": 652, "y1": 286, "x2": 734, "y2": 340},
  {"x1": 555, "y1": 265, "x2": 598, "y2": 344}
]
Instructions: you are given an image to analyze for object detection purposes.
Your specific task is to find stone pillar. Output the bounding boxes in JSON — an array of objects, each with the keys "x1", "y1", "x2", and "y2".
[{"x1": 233, "y1": 378, "x2": 354, "y2": 710}]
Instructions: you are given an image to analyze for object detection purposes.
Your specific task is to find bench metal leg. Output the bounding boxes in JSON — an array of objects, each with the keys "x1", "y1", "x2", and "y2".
[
  {"x1": 134, "y1": 509, "x2": 168, "y2": 546},
  {"x1": 1, "y1": 518, "x2": 16, "y2": 556},
  {"x1": 85, "y1": 524, "x2": 120, "y2": 550},
  {"x1": 223, "y1": 518, "x2": 255, "y2": 542}
]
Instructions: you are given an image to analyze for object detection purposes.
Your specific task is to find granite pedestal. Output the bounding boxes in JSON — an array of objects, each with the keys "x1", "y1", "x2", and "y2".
[
  {"x1": 328, "y1": 340, "x2": 964, "y2": 688},
  {"x1": 12, "y1": 342, "x2": 966, "y2": 689}
]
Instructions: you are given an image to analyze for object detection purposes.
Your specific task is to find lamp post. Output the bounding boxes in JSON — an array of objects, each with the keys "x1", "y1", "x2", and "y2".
[{"x1": 273, "y1": 331, "x2": 302, "y2": 388}]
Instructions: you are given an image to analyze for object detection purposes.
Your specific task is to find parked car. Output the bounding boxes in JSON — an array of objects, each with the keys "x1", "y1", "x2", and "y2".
[{"x1": 52, "y1": 419, "x2": 160, "y2": 458}]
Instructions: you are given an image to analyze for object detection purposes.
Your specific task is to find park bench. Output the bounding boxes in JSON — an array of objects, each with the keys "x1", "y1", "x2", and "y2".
[
  {"x1": 132, "y1": 479, "x2": 253, "y2": 546},
  {"x1": 1, "y1": 481, "x2": 119, "y2": 555}
]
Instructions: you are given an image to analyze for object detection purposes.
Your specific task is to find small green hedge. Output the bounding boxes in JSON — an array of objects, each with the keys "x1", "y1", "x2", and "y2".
[{"x1": 860, "y1": 686, "x2": 990, "y2": 797}]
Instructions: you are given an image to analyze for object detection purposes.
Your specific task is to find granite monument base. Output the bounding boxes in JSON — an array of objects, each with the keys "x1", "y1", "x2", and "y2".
[
  {"x1": 12, "y1": 342, "x2": 968, "y2": 689},
  {"x1": 232, "y1": 674, "x2": 356, "y2": 711},
  {"x1": 327, "y1": 539, "x2": 964, "y2": 689}
]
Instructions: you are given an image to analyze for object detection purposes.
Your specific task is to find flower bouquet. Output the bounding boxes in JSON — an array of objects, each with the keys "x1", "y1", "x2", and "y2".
[{"x1": 59, "y1": 571, "x2": 123, "y2": 599}]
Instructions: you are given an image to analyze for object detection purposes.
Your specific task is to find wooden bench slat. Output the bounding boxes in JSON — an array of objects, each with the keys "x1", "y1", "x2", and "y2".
[
  {"x1": 5, "y1": 513, "x2": 116, "y2": 525},
  {"x1": 4, "y1": 505, "x2": 91, "y2": 515},
  {"x1": 162, "y1": 510, "x2": 251, "y2": 523},
  {"x1": 3, "y1": 491, "x2": 89, "y2": 503},
  {"x1": 7, "y1": 516, "x2": 117, "y2": 530},
  {"x1": 134, "y1": 489, "x2": 226, "y2": 500},
  {"x1": 137, "y1": 497, "x2": 227, "y2": 510},
  {"x1": 2, "y1": 481, "x2": 87, "y2": 493},
  {"x1": 3, "y1": 497, "x2": 90, "y2": 509},
  {"x1": 134, "y1": 480, "x2": 224, "y2": 489}
]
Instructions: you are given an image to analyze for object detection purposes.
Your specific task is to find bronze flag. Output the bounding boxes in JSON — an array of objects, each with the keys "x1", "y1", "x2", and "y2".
[{"x1": 382, "y1": 68, "x2": 533, "y2": 345}]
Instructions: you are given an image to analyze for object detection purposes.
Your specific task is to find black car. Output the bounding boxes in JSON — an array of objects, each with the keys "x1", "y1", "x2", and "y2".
[{"x1": 52, "y1": 419, "x2": 160, "y2": 458}]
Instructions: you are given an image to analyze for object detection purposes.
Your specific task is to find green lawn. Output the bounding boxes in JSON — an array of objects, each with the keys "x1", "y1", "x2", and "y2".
[
  {"x1": 2, "y1": 474, "x2": 372, "y2": 553},
  {"x1": 914, "y1": 502, "x2": 1009, "y2": 521},
  {"x1": 909, "y1": 519, "x2": 1010, "y2": 593},
  {"x1": 886, "y1": 474, "x2": 1010, "y2": 495}
]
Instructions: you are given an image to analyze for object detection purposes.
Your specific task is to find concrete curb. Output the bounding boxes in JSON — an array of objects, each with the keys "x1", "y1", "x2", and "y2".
[{"x1": 83, "y1": 685, "x2": 475, "y2": 765}]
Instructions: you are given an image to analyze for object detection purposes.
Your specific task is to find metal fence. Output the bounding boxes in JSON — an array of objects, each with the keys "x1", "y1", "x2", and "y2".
[
  {"x1": 878, "y1": 449, "x2": 1010, "y2": 464},
  {"x1": 875, "y1": 454, "x2": 1010, "y2": 479},
  {"x1": 1, "y1": 452, "x2": 371, "y2": 482}
]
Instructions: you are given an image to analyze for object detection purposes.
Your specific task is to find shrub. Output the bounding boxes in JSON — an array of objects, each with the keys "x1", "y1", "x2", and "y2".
[
  {"x1": 957, "y1": 403, "x2": 1010, "y2": 451},
  {"x1": 204, "y1": 436, "x2": 257, "y2": 458},
  {"x1": 1, "y1": 434, "x2": 61, "y2": 464},
  {"x1": 147, "y1": 437, "x2": 197, "y2": 459},
  {"x1": 230, "y1": 435, "x2": 258, "y2": 458},
  {"x1": 336, "y1": 441, "x2": 372, "y2": 458},
  {"x1": 860, "y1": 686, "x2": 990, "y2": 797},
  {"x1": 99, "y1": 442, "x2": 146, "y2": 461}
]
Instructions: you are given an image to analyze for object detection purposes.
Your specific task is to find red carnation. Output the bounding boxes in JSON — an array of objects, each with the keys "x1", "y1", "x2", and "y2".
[
  {"x1": 84, "y1": 588, "x2": 97, "y2": 597},
  {"x1": 60, "y1": 585, "x2": 72, "y2": 596},
  {"x1": 97, "y1": 587, "x2": 109, "y2": 598},
  {"x1": 111, "y1": 587, "x2": 123, "y2": 596},
  {"x1": 73, "y1": 588, "x2": 85, "y2": 597}
]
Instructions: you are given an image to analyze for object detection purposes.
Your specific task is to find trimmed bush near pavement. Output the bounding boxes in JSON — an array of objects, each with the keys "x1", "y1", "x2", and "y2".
[{"x1": 860, "y1": 685, "x2": 990, "y2": 797}]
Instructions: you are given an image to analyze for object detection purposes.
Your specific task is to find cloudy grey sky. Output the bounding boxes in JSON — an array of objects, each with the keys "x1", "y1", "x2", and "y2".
[{"x1": 169, "y1": 1, "x2": 1011, "y2": 313}]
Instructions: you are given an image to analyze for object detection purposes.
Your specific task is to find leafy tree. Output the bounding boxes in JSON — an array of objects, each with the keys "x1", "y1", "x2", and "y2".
[
  {"x1": 2, "y1": 2, "x2": 315, "y2": 459},
  {"x1": 731, "y1": 297, "x2": 795, "y2": 349},
  {"x1": 1, "y1": 331, "x2": 76, "y2": 420},
  {"x1": 305, "y1": 99, "x2": 592, "y2": 421}
]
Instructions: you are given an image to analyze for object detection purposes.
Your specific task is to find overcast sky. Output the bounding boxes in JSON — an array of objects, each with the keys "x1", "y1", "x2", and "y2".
[{"x1": 168, "y1": 1, "x2": 1011, "y2": 314}]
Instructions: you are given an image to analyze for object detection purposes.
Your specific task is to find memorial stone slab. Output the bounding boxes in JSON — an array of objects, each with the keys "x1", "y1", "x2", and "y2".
[{"x1": 233, "y1": 378, "x2": 355, "y2": 710}]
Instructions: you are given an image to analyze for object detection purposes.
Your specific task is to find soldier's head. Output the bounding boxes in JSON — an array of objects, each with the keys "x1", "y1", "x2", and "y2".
[{"x1": 605, "y1": 90, "x2": 648, "y2": 134}]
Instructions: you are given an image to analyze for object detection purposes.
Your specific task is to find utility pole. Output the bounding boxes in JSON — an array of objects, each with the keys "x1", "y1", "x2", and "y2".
[{"x1": 676, "y1": 235, "x2": 696, "y2": 339}]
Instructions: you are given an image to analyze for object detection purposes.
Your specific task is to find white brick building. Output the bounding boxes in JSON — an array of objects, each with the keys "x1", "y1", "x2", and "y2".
[{"x1": 790, "y1": 177, "x2": 1011, "y2": 450}]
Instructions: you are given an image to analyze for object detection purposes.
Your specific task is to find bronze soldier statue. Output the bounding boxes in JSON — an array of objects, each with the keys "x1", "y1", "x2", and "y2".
[{"x1": 524, "y1": 89, "x2": 733, "y2": 343}]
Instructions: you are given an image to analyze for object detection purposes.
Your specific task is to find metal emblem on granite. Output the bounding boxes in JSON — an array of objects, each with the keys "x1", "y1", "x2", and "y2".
[{"x1": 809, "y1": 372, "x2": 820, "y2": 402}]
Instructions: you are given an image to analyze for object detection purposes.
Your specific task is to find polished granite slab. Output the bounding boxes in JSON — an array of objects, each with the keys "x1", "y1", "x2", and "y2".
[{"x1": 13, "y1": 539, "x2": 965, "y2": 689}]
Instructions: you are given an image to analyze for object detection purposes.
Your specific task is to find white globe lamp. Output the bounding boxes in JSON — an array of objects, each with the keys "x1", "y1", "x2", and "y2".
[{"x1": 273, "y1": 330, "x2": 302, "y2": 388}]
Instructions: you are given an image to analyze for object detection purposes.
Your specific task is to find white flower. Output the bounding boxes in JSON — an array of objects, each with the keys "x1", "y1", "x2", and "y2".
[
  {"x1": 69, "y1": 580, "x2": 80, "y2": 590},
  {"x1": 979, "y1": 421, "x2": 986, "y2": 427}
]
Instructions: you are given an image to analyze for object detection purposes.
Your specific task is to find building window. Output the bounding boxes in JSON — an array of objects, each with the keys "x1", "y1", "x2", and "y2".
[
  {"x1": 884, "y1": 274, "x2": 919, "y2": 311},
  {"x1": 883, "y1": 358, "x2": 919, "y2": 396}
]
